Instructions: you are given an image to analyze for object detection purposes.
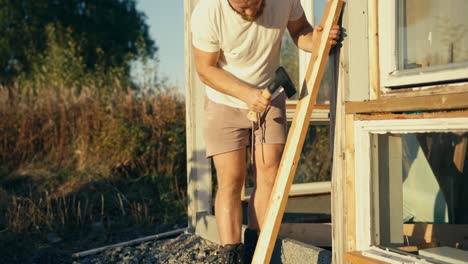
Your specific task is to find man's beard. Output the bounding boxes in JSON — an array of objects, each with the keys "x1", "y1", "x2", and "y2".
[{"x1": 228, "y1": 0, "x2": 265, "y2": 22}]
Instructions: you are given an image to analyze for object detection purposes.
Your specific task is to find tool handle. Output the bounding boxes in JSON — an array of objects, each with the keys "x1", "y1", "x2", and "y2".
[{"x1": 246, "y1": 89, "x2": 272, "y2": 122}]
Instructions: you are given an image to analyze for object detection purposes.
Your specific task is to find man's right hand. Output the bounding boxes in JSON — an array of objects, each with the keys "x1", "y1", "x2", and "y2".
[
  {"x1": 193, "y1": 47, "x2": 270, "y2": 113},
  {"x1": 242, "y1": 87, "x2": 270, "y2": 113}
]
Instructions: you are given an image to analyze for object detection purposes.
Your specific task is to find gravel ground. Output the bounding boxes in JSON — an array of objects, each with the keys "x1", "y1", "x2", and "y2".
[{"x1": 73, "y1": 233, "x2": 227, "y2": 264}]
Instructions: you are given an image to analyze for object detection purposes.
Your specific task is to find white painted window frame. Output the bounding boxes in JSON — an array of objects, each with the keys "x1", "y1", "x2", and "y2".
[
  {"x1": 353, "y1": 117, "x2": 468, "y2": 260},
  {"x1": 282, "y1": 0, "x2": 332, "y2": 191},
  {"x1": 378, "y1": 1, "x2": 468, "y2": 88}
]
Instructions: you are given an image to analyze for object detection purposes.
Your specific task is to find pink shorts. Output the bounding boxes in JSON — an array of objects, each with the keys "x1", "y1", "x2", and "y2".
[{"x1": 204, "y1": 93, "x2": 287, "y2": 157}]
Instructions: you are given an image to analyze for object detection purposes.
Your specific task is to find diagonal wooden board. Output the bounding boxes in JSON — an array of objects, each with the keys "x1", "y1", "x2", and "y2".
[{"x1": 252, "y1": 1, "x2": 344, "y2": 263}]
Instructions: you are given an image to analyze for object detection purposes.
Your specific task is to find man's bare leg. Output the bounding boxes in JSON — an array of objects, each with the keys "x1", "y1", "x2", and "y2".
[
  {"x1": 212, "y1": 147, "x2": 246, "y2": 245},
  {"x1": 248, "y1": 144, "x2": 284, "y2": 230}
]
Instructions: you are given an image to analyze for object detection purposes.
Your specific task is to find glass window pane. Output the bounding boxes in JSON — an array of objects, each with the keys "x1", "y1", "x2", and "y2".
[
  {"x1": 280, "y1": 34, "x2": 300, "y2": 94},
  {"x1": 280, "y1": 0, "x2": 333, "y2": 104},
  {"x1": 294, "y1": 124, "x2": 331, "y2": 183},
  {"x1": 397, "y1": 0, "x2": 468, "y2": 71},
  {"x1": 374, "y1": 132, "x2": 468, "y2": 252},
  {"x1": 315, "y1": 0, "x2": 332, "y2": 104},
  {"x1": 244, "y1": 124, "x2": 331, "y2": 188}
]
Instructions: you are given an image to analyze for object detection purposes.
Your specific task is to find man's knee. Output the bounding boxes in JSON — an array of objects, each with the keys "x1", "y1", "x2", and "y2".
[
  {"x1": 254, "y1": 144, "x2": 283, "y2": 173},
  {"x1": 255, "y1": 160, "x2": 279, "y2": 188},
  {"x1": 215, "y1": 167, "x2": 245, "y2": 196}
]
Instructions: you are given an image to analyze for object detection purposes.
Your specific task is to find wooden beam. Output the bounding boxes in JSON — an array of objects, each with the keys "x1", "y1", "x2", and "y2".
[
  {"x1": 368, "y1": 0, "x2": 380, "y2": 100},
  {"x1": 331, "y1": 37, "x2": 347, "y2": 263},
  {"x1": 286, "y1": 102, "x2": 330, "y2": 110},
  {"x1": 346, "y1": 0, "x2": 370, "y2": 102},
  {"x1": 382, "y1": 82, "x2": 468, "y2": 98},
  {"x1": 354, "y1": 110, "x2": 468, "y2": 121},
  {"x1": 403, "y1": 224, "x2": 468, "y2": 249},
  {"x1": 376, "y1": 135, "x2": 404, "y2": 245},
  {"x1": 346, "y1": 92, "x2": 468, "y2": 114},
  {"x1": 397, "y1": 242, "x2": 440, "y2": 254},
  {"x1": 242, "y1": 182, "x2": 331, "y2": 201},
  {"x1": 184, "y1": 0, "x2": 212, "y2": 231},
  {"x1": 352, "y1": 117, "x2": 468, "y2": 253},
  {"x1": 345, "y1": 252, "x2": 390, "y2": 264},
  {"x1": 453, "y1": 136, "x2": 467, "y2": 173},
  {"x1": 345, "y1": 114, "x2": 356, "y2": 254},
  {"x1": 252, "y1": 1, "x2": 344, "y2": 263}
]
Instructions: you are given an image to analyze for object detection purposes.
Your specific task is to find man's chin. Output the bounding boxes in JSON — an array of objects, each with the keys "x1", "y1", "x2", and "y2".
[{"x1": 241, "y1": 15, "x2": 257, "y2": 22}]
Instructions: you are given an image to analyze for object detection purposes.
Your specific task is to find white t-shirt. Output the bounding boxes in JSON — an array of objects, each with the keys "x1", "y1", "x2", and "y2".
[{"x1": 191, "y1": 0, "x2": 304, "y2": 109}]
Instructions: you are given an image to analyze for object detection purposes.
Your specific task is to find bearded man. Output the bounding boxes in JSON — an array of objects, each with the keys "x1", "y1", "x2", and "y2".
[{"x1": 190, "y1": 0, "x2": 340, "y2": 262}]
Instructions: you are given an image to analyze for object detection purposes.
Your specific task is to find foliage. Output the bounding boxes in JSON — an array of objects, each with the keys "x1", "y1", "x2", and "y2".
[
  {"x1": 0, "y1": 2, "x2": 187, "y2": 261},
  {"x1": 0, "y1": 78, "x2": 187, "y2": 200},
  {"x1": 0, "y1": 25, "x2": 185, "y2": 262},
  {"x1": 280, "y1": 34, "x2": 300, "y2": 95},
  {"x1": 0, "y1": 0, "x2": 155, "y2": 84},
  {"x1": 295, "y1": 125, "x2": 331, "y2": 183}
]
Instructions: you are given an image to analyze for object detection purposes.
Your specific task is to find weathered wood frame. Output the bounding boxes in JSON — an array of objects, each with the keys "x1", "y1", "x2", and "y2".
[
  {"x1": 334, "y1": 1, "x2": 468, "y2": 263},
  {"x1": 184, "y1": 0, "x2": 212, "y2": 231},
  {"x1": 346, "y1": 89, "x2": 468, "y2": 114},
  {"x1": 331, "y1": 0, "x2": 371, "y2": 262},
  {"x1": 378, "y1": 1, "x2": 468, "y2": 91},
  {"x1": 352, "y1": 116, "x2": 468, "y2": 253}
]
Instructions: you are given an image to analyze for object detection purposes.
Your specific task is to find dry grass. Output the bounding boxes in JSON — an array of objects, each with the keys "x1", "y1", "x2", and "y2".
[{"x1": 0, "y1": 82, "x2": 187, "y2": 239}]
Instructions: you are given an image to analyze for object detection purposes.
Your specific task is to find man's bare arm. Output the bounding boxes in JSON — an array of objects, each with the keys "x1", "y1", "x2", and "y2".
[
  {"x1": 287, "y1": 13, "x2": 340, "y2": 52},
  {"x1": 193, "y1": 47, "x2": 269, "y2": 112}
]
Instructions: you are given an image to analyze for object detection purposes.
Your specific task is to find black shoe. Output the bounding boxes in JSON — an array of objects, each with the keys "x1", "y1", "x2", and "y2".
[
  {"x1": 242, "y1": 228, "x2": 258, "y2": 264},
  {"x1": 220, "y1": 243, "x2": 243, "y2": 264}
]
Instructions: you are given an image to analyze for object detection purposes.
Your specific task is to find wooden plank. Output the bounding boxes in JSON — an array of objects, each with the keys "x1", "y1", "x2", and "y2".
[
  {"x1": 346, "y1": 0, "x2": 370, "y2": 102},
  {"x1": 376, "y1": 136, "x2": 404, "y2": 246},
  {"x1": 382, "y1": 82, "x2": 468, "y2": 98},
  {"x1": 346, "y1": 92, "x2": 468, "y2": 114},
  {"x1": 345, "y1": 114, "x2": 356, "y2": 254},
  {"x1": 368, "y1": 0, "x2": 380, "y2": 100},
  {"x1": 362, "y1": 247, "x2": 426, "y2": 264},
  {"x1": 243, "y1": 182, "x2": 331, "y2": 201},
  {"x1": 184, "y1": 0, "x2": 212, "y2": 231},
  {"x1": 353, "y1": 118, "x2": 468, "y2": 136},
  {"x1": 331, "y1": 38, "x2": 347, "y2": 263},
  {"x1": 184, "y1": 0, "x2": 197, "y2": 231},
  {"x1": 252, "y1": 1, "x2": 344, "y2": 263},
  {"x1": 376, "y1": 0, "x2": 394, "y2": 95},
  {"x1": 353, "y1": 120, "x2": 373, "y2": 250},
  {"x1": 453, "y1": 137, "x2": 467, "y2": 172},
  {"x1": 383, "y1": 67, "x2": 468, "y2": 89},
  {"x1": 354, "y1": 110, "x2": 468, "y2": 121},
  {"x1": 286, "y1": 102, "x2": 330, "y2": 110},
  {"x1": 403, "y1": 224, "x2": 468, "y2": 249},
  {"x1": 345, "y1": 251, "x2": 390, "y2": 264},
  {"x1": 397, "y1": 242, "x2": 440, "y2": 254}
]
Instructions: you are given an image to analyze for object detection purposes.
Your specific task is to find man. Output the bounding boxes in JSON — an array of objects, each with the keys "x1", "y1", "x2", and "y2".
[{"x1": 190, "y1": 0, "x2": 340, "y2": 262}]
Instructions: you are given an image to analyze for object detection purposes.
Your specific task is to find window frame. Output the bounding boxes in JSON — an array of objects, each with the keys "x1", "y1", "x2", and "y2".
[
  {"x1": 287, "y1": 0, "x2": 333, "y2": 188},
  {"x1": 378, "y1": 1, "x2": 468, "y2": 89},
  {"x1": 353, "y1": 117, "x2": 468, "y2": 255}
]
